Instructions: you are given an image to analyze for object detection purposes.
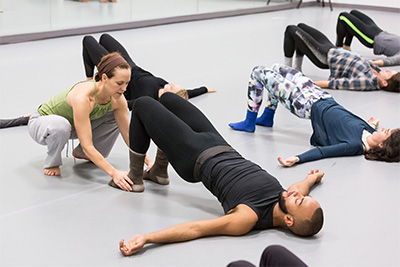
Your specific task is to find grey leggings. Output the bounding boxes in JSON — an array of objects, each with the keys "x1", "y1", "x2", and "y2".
[{"x1": 28, "y1": 110, "x2": 119, "y2": 168}]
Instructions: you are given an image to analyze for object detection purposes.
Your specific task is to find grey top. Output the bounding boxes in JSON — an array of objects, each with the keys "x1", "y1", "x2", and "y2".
[{"x1": 373, "y1": 31, "x2": 400, "y2": 66}]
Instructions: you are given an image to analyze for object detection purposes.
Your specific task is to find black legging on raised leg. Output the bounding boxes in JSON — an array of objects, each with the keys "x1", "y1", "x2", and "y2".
[
  {"x1": 82, "y1": 33, "x2": 137, "y2": 77},
  {"x1": 284, "y1": 23, "x2": 335, "y2": 69},
  {"x1": 336, "y1": 10, "x2": 383, "y2": 48},
  {"x1": 82, "y1": 34, "x2": 207, "y2": 105},
  {"x1": 129, "y1": 93, "x2": 228, "y2": 182}
]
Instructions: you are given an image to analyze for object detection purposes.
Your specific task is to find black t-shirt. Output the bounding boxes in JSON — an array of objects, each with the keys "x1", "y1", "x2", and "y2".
[{"x1": 199, "y1": 151, "x2": 284, "y2": 230}]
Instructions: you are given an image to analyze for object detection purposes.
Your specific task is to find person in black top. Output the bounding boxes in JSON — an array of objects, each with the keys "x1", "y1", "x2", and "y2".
[
  {"x1": 118, "y1": 93, "x2": 324, "y2": 256},
  {"x1": 82, "y1": 33, "x2": 216, "y2": 110}
]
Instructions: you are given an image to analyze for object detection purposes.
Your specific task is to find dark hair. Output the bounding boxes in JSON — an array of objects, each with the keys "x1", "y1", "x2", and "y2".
[
  {"x1": 365, "y1": 129, "x2": 400, "y2": 162},
  {"x1": 381, "y1": 72, "x2": 400, "y2": 93},
  {"x1": 94, "y1": 52, "x2": 131, "y2": 82},
  {"x1": 291, "y1": 208, "x2": 324, "y2": 237}
]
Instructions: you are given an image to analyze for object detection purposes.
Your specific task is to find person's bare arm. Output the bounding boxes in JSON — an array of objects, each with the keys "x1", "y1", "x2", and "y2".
[
  {"x1": 70, "y1": 91, "x2": 133, "y2": 191},
  {"x1": 112, "y1": 96, "x2": 130, "y2": 146},
  {"x1": 119, "y1": 204, "x2": 258, "y2": 256},
  {"x1": 287, "y1": 169, "x2": 324, "y2": 196},
  {"x1": 314, "y1": 81, "x2": 330, "y2": 88}
]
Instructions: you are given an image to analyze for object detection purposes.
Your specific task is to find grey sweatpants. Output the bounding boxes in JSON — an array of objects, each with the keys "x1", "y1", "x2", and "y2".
[{"x1": 28, "y1": 110, "x2": 119, "y2": 169}]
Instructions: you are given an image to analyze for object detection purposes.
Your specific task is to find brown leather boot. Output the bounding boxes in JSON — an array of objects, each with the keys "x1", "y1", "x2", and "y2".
[
  {"x1": 143, "y1": 148, "x2": 170, "y2": 185},
  {"x1": 108, "y1": 150, "x2": 145, "y2": 192}
]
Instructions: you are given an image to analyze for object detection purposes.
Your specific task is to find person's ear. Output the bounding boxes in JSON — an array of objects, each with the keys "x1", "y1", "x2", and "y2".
[
  {"x1": 379, "y1": 142, "x2": 384, "y2": 148},
  {"x1": 102, "y1": 73, "x2": 108, "y2": 81},
  {"x1": 284, "y1": 214, "x2": 294, "y2": 227},
  {"x1": 381, "y1": 79, "x2": 388, "y2": 87}
]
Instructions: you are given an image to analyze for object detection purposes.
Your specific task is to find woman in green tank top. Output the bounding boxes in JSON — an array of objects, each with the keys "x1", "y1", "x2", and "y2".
[{"x1": 28, "y1": 52, "x2": 148, "y2": 191}]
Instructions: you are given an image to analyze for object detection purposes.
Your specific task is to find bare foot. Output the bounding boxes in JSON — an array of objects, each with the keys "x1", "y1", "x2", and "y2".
[
  {"x1": 72, "y1": 148, "x2": 90, "y2": 160},
  {"x1": 44, "y1": 166, "x2": 60, "y2": 176}
]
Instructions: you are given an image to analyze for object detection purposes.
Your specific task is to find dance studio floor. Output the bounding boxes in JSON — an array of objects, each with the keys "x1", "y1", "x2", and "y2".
[{"x1": 1, "y1": 5, "x2": 399, "y2": 267}]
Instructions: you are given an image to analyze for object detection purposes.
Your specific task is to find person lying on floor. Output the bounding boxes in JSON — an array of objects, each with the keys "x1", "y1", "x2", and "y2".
[
  {"x1": 229, "y1": 64, "x2": 400, "y2": 166},
  {"x1": 82, "y1": 33, "x2": 216, "y2": 110},
  {"x1": 118, "y1": 93, "x2": 324, "y2": 255},
  {"x1": 284, "y1": 23, "x2": 399, "y2": 92},
  {"x1": 336, "y1": 10, "x2": 400, "y2": 67}
]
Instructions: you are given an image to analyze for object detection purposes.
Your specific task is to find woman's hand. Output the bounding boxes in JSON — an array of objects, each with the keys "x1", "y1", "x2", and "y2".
[
  {"x1": 277, "y1": 156, "x2": 299, "y2": 167},
  {"x1": 119, "y1": 235, "x2": 147, "y2": 256},
  {"x1": 306, "y1": 169, "x2": 324, "y2": 183},
  {"x1": 112, "y1": 170, "x2": 133, "y2": 191},
  {"x1": 367, "y1": 116, "x2": 380, "y2": 129},
  {"x1": 206, "y1": 87, "x2": 217, "y2": 93}
]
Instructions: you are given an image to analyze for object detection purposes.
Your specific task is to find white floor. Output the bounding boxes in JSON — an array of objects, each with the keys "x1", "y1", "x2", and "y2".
[{"x1": 0, "y1": 5, "x2": 400, "y2": 267}]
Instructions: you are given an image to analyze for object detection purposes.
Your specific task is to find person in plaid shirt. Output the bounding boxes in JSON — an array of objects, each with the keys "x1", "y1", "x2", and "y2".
[{"x1": 283, "y1": 23, "x2": 399, "y2": 92}]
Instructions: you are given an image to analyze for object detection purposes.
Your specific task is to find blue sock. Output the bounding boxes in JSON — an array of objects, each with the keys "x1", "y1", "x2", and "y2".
[
  {"x1": 229, "y1": 110, "x2": 257, "y2": 133},
  {"x1": 256, "y1": 108, "x2": 275, "y2": 127}
]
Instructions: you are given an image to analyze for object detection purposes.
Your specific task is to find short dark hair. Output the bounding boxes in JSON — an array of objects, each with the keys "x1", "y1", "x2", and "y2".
[
  {"x1": 292, "y1": 208, "x2": 324, "y2": 237},
  {"x1": 381, "y1": 72, "x2": 400, "y2": 93},
  {"x1": 365, "y1": 129, "x2": 400, "y2": 162}
]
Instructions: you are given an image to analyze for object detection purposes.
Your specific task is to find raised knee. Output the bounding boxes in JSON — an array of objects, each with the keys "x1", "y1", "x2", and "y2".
[
  {"x1": 338, "y1": 12, "x2": 349, "y2": 19},
  {"x1": 285, "y1": 25, "x2": 297, "y2": 35},
  {"x1": 133, "y1": 96, "x2": 155, "y2": 111},
  {"x1": 99, "y1": 33, "x2": 112, "y2": 44},
  {"x1": 82, "y1": 35, "x2": 95, "y2": 46}
]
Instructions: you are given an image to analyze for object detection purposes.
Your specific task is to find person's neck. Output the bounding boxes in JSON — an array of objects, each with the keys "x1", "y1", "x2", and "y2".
[
  {"x1": 96, "y1": 82, "x2": 111, "y2": 104},
  {"x1": 366, "y1": 135, "x2": 378, "y2": 150},
  {"x1": 272, "y1": 202, "x2": 287, "y2": 227}
]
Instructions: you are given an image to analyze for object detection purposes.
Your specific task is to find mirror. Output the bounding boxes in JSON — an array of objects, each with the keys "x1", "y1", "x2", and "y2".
[{"x1": 0, "y1": 0, "x2": 292, "y2": 38}]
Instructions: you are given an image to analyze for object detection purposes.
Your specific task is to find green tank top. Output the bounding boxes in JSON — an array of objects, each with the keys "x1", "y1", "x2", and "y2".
[{"x1": 38, "y1": 81, "x2": 112, "y2": 125}]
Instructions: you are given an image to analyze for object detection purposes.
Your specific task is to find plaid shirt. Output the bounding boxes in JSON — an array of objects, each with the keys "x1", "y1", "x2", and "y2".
[{"x1": 327, "y1": 48, "x2": 381, "y2": 91}]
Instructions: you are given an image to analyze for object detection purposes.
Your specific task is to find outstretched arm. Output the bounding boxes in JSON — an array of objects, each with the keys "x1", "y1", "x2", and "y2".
[
  {"x1": 119, "y1": 204, "x2": 258, "y2": 256},
  {"x1": 287, "y1": 169, "x2": 324, "y2": 196},
  {"x1": 186, "y1": 86, "x2": 216, "y2": 99}
]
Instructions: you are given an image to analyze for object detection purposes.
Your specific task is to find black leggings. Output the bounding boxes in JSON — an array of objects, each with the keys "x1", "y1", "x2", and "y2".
[
  {"x1": 82, "y1": 33, "x2": 137, "y2": 77},
  {"x1": 336, "y1": 10, "x2": 383, "y2": 48},
  {"x1": 284, "y1": 23, "x2": 335, "y2": 69},
  {"x1": 129, "y1": 93, "x2": 228, "y2": 182},
  {"x1": 227, "y1": 245, "x2": 307, "y2": 267}
]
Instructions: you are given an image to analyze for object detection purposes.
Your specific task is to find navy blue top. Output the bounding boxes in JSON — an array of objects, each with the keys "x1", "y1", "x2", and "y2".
[
  {"x1": 298, "y1": 97, "x2": 376, "y2": 163},
  {"x1": 199, "y1": 151, "x2": 284, "y2": 230}
]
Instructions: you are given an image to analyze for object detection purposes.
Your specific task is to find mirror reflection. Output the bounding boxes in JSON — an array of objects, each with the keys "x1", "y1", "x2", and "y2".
[{"x1": 0, "y1": 0, "x2": 290, "y2": 37}]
